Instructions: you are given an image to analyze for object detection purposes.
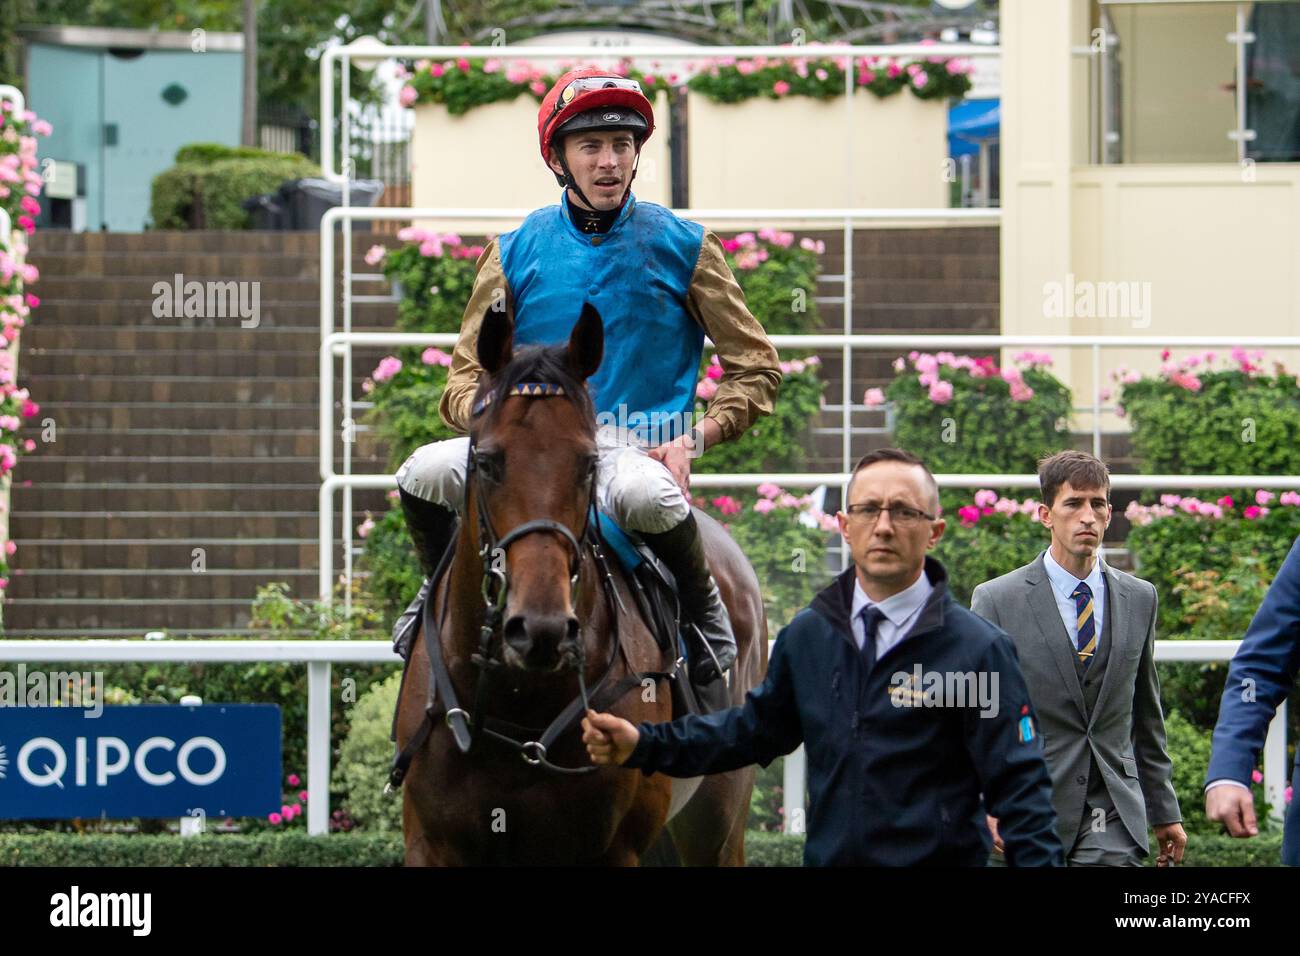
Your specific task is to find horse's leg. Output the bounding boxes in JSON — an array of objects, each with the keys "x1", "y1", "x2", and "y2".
[{"x1": 665, "y1": 767, "x2": 755, "y2": 866}]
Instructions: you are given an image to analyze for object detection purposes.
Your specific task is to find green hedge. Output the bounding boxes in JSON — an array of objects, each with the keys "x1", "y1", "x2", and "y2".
[
  {"x1": 1119, "y1": 359, "x2": 1300, "y2": 479},
  {"x1": 150, "y1": 154, "x2": 321, "y2": 230},
  {"x1": 1, "y1": 828, "x2": 1284, "y2": 866},
  {"x1": 883, "y1": 351, "x2": 1071, "y2": 482},
  {"x1": 333, "y1": 673, "x2": 405, "y2": 833},
  {"x1": 0, "y1": 832, "x2": 405, "y2": 867}
]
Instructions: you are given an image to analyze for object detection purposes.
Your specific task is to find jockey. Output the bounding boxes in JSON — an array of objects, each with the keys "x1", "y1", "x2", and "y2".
[{"x1": 392, "y1": 68, "x2": 782, "y2": 697}]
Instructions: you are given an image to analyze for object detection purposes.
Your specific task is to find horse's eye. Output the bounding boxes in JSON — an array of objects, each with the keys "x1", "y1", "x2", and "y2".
[{"x1": 476, "y1": 453, "x2": 503, "y2": 483}]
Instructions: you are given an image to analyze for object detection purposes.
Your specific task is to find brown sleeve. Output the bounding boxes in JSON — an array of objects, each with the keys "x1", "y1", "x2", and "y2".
[
  {"x1": 438, "y1": 238, "x2": 509, "y2": 434},
  {"x1": 684, "y1": 231, "x2": 783, "y2": 443}
]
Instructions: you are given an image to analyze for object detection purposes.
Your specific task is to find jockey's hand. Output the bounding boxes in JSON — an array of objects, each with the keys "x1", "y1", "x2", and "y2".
[
  {"x1": 582, "y1": 709, "x2": 639, "y2": 766},
  {"x1": 647, "y1": 419, "x2": 719, "y2": 497},
  {"x1": 646, "y1": 435, "x2": 694, "y2": 497}
]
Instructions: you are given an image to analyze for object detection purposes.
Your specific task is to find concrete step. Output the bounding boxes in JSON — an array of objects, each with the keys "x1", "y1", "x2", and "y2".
[
  {"x1": 8, "y1": 507, "x2": 389, "y2": 540},
  {"x1": 16, "y1": 539, "x2": 324, "y2": 571},
  {"x1": 17, "y1": 455, "x2": 328, "y2": 484},
  {"x1": 31, "y1": 402, "x2": 321, "y2": 431}
]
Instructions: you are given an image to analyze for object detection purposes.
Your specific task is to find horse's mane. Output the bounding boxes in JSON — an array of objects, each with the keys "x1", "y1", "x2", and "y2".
[{"x1": 473, "y1": 343, "x2": 597, "y2": 433}]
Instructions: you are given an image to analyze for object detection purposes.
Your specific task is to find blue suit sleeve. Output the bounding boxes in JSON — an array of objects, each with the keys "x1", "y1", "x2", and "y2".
[
  {"x1": 1206, "y1": 535, "x2": 1300, "y2": 786},
  {"x1": 964, "y1": 633, "x2": 1064, "y2": 866},
  {"x1": 624, "y1": 626, "x2": 803, "y2": 777}
]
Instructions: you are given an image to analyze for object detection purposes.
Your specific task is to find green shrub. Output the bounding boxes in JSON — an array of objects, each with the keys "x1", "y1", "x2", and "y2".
[
  {"x1": 930, "y1": 490, "x2": 1049, "y2": 606},
  {"x1": 356, "y1": 507, "x2": 425, "y2": 634},
  {"x1": 694, "y1": 359, "x2": 825, "y2": 476},
  {"x1": 333, "y1": 672, "x2": 405, "y2": 833},
  {"x1": 743, "y1": 830, "x2": 806, "y2": 866},
  {"x1": 150, "y1": 154, "x2": 320, "y2": 230},
  {"x1": 174, "y1": 142, "x2": 293, "y2": 165},
  {"x1": 1117, "y1": 350, "x2": 1300, "y2": 479},
  {"x1": 722, "y1": 231, "x2": 822, "y2": 336},
  {"x1": 883, "y1": 351, "x2": 1071, "y2": 478},
  {"x1": 377, "y1": 230, "x2": 487, "y2": 334},
  {"x1": 695, "y1": 487, "x2": 837, "y2": 633},
  {"x1": 0, "y1": 832, "x2": 404, "y2": 867}
]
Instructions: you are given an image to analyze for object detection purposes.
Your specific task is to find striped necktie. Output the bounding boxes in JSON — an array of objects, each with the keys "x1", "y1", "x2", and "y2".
[{"x1": 1071, "y1": 581, "x2": 1097, "y2": 666}]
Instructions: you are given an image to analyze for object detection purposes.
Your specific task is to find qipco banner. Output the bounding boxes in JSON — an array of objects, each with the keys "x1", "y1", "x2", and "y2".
[{"x1": 0, "y1": 705, "x2": 281, "y2": 819}]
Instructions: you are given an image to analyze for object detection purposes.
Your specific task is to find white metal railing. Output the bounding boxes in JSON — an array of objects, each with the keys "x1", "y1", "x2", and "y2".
[
  {"x1": 317, "y1": 36, "x2": 1003, "y2": 612},
  {"x1": 318, "y1": 321, "x2": 1300, "y2": 601},
  {"x1": 1, "y1": 640, "x2": 1286, "y2": 841}
]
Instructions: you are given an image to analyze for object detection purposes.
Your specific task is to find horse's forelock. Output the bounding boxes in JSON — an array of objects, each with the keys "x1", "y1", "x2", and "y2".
[{"x1": 475, "y1": 343, "x2": 596, "y2": 434}]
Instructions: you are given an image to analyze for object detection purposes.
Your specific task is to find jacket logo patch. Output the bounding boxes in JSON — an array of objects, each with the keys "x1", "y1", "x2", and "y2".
[{"x1": 1017, "y1": 704, "x2": 1036, "y2": 744}]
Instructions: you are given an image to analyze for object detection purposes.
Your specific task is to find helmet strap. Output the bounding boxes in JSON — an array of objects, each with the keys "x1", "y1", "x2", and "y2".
[{"x1": 556, "y1": 140, "x2": 643, "y2": 215}]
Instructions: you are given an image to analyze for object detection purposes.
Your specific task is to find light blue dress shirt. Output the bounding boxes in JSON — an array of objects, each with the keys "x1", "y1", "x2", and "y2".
[{"x1": 850, "y1": 569, "x2": 933, "y2": 660}]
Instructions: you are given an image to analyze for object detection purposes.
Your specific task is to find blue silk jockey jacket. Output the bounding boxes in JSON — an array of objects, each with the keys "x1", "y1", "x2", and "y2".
[{"x1": 438, "y1": 191, "x2": 781, "y2": 446}]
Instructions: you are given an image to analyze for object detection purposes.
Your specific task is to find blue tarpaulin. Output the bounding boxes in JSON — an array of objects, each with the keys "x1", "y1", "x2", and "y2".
[{"x1": 948, "y1": 98, "x2": 1000, "y2": 158}]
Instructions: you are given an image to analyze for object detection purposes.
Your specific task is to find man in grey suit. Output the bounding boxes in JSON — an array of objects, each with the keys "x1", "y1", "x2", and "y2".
[{"x1": 971, "y1": 450, "x2": 1186, "y2": 866}]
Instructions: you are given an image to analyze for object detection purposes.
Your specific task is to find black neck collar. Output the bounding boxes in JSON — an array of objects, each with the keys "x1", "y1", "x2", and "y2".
[{"x1": 569, "y1": 193, "x2": 627, "y2": 234}]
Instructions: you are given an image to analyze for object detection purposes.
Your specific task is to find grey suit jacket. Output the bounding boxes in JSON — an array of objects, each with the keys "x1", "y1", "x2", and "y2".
[{"x1": 970, "y1": 553, "x2": 1180, "y2": 853}]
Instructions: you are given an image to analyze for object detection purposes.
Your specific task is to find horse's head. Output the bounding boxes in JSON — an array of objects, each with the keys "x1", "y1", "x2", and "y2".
[{"x1": 469, "y1": 302, "x2": 605, "y2": 672}]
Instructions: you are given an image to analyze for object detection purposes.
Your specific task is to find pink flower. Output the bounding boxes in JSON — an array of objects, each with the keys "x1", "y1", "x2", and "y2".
[
  {"x1": 772, "y1": 80, "x2": 791, "y2": 96},
  {"x1": 1161, "y1": 349, "x2": 1171, "y2": 361},
  {"x1": 1000, "y1": 366, "x2": 1022, "y2": 384},
  {"x1": 1256, "y1": 490, "x2": 1275, "y2": 506},
  {"x1": 753, "y1": 498, "x2": 776, "y2": 514},
  {"x1": 928, "y1": 380, "x2": 953, "y2": 404},
  {"x1": 421, "y1": 347, "x2": 452, "y2": 367},
  {"x1": 711, "y1": 495, "x2": 741, "y2": 516},
  {"x1": 957, "y1": 506, "x2": 980, "y2": 527},
  {"x1": 914, "y1": 354, "x2": 938, "y2": 375},
  {"x1": 1217, "y1": 496, "x2": 1234, "y2": 509},
  {"x1": 356, "y1": 516, "x2": 374, "y2": 539},
  {"x1": 372, "y1": 356, "x2": 402, "y2": 383},
  {"x1": 364, "y1": 244, "x2": 386, "y2": 266},
  {"x1": 863, "y1": 387, "x2": 886, "y2": 408},
  {"x1": 299, "y1": 790, "x2": 309, "y2": 802},
  {"x1": 913, "y1": 71, "x2": 929, "y2": 89},
  {"x1": 1280, "y1": 491, "x2": 1300, "y2": 506},
  {"x1": 22, "y1": 439, "x2": 34, "y2": 452},
  {"x1": 20, "y1": 400, "x2": 37, "y2": 418},
  {"x1": 1287, "y1": 785, "x2": 1294, "y2": 804},
  {"x1": 32, "y1": 119, "x2": 52, "y2": 136},
  {"x1": 1170, "y1": 372, "x2": 1201, "y2": 393},
  {"x1": 4, "y1": 540, "x2": 14, "y2": 556},
  {"x1": 24, "y1": 293, "x2": 38, "y2": 308},
  {"x1": 1244, "y1": 505, "x2": 1263, "y2": 520},
  {"x1": 695, "y1": 378, "x2": 718, "y2": 401},
  {"x1": 1009, "y1": 381, "x2": 1035, "y2": 402},
  {"x1": 287, "y1": 773, "x2": 301, "y2": 787},
  {"x1": 973, "y1": 489, "x2": 998, "y2": 508},
  {"x1": 706, "y1": 360, "x2": 724, "y2": 381},
  {"x1": 1252, "y1": 769, "x2": 1264, "y2": 784},
  {"x1": 399, "y1": 85, "x2": 418, "y2": 107},
  {"x1": 891, "y1": 357, "x2": 905, "y2": 373},
  {"x1": 530, "y1": 81, "x2": 547, "y2": 96},
  {"x1": 756, "y1": 482, "x2": 782, "y2": 499},
  {"x1": 418, "y1": 237, "x2": 443, "y2": 258},
  {"x1": 268, "y1": 812, "x2": 283, "y2": 825}
]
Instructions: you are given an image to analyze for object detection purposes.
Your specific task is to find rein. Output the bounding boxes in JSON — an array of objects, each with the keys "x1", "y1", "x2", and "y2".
[{"x1": 388, "y1": 382, "x2": 682, "y2": 788}]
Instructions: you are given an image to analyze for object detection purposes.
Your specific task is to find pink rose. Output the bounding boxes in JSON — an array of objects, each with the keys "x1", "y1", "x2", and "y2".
[
  {"x1": 863, "y1": 387, "x2": 886, "y2": 408},
  {"x1": 399, "y1": 85, "x2": 418, "y2": 107},
  {"x1": 1217, "y1": 496, "x2": 1234, "y2": 509},
  {"x1": 1252, "y1": 769, "x2": 1264, "y2": 784},
  {"x1": 957, "y1": 506, "x2": 980, "y2": 527},
  {"x1": 753, "y1": 498, "x2": 776, "y2": 514},
  {"x1": 973, "y1": 489, "x2": 997, "y2": 508},
  {"x1": 928, "y1": 380, "x2": 953, "y2": 404},
  {"x1": 1244, "y1": 505, "x2": 1263, "y2": 520},
  {"x1": 773, "y1": 80, "x2": 790, "y2": 96},
  {"x1": 1256, "y1": 490, "x2": 1275, "y2": 506},
  {"x1": 287, "y1": 773, "x2": 301, "y2": 787}
]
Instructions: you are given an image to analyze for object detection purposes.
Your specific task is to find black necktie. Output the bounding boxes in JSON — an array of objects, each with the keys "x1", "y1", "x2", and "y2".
[{"x1": 859, "y1": 605, "x2": 886, "y2": 673}]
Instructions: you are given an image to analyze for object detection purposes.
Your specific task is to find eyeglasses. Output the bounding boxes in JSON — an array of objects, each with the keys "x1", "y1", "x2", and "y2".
[
  {"x1": 553, "y1": 77, "x2": 644, "y2": 115},
  {"x1": 844, "y1": 504, "x2": 935, "y2": 526}
]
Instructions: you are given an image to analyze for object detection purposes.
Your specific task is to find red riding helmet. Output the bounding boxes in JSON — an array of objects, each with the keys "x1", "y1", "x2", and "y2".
[{"x1": 537, "y1": 69, "x2": 656, "y2": 196}]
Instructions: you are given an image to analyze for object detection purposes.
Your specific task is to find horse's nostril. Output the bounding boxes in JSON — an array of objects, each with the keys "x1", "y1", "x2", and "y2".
[
  {"x1": 566, "y1": 617, "x2": 579, "y2": 643},
  {"x1": 503, "y1": 615, "x2": 530, "y2": 655}
]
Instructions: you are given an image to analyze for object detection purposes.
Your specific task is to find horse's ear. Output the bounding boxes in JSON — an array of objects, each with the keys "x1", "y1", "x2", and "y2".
[
  {"x1": 477, "y1": 304, "x2": 514, "y2": 375},
  {"x1": 567, "y1": 302, "x2": 604, "y2": 381}
]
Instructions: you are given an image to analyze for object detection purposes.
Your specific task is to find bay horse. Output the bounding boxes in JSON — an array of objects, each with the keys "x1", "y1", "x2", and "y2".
[{"x1": 393, "y1": 302, "x2": 767, "y2": 865}]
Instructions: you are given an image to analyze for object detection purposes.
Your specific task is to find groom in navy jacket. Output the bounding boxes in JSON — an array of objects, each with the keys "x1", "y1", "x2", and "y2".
[
  {"x1": 582, "y1": 448, "x2": 1062, "y2": 866},
  {"x1": 1205, "y1": 535, "x2": 1300, "y2": 865}
]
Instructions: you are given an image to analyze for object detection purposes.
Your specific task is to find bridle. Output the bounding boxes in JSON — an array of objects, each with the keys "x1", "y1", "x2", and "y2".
[{"x1": 388, "y1": 381, "x2": 681, "y2": 787}]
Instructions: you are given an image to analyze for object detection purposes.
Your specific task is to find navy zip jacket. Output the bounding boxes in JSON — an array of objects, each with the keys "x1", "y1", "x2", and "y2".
[{"x1": 625, "y1": 557, "x2": 1064, "y2": 866}]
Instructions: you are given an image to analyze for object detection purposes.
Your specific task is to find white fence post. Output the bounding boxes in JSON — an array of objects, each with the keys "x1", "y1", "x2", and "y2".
[
  {"x1": 1264, "y1": 702, "x2": 1289, "y2": 822},
  {"x1": 307, "y1": 661, "x2": 332, "y2": 836}
]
